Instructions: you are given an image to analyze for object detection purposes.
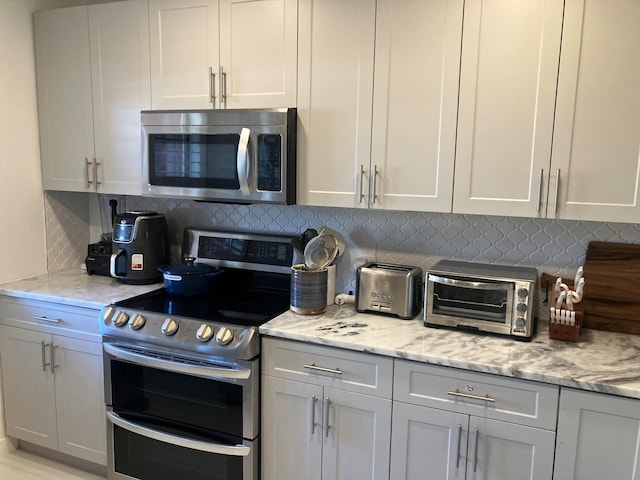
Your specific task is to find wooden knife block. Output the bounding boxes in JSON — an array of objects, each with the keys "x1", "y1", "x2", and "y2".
[{"x1": 548, "y1": 295, "x2": 582, "y2": 342}]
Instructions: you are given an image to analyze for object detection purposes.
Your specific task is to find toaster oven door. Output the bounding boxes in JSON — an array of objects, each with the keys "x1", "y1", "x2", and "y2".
[{"x1": 426, "y1": 275, "x2": 514, "y2": 335}]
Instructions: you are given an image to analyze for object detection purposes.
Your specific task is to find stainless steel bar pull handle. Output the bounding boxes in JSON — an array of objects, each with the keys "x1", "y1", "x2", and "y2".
[
  {"x1": 359, "y1": 165, "x2": 366, "y2": 203},
  {"x1": 456, "y1": 424, "x2": 462, "y2": 469},
  {"x1": 34, "y1": 315, "x2": 61, "y2": 323},
  {"x1": 473, "y1": 427, "x2": 480, "y2": 473},
  {"x1": 41, "y1": 341, "x2": 50, "y2": 372},
  {"x1": 310, "y1": 395, "x2": 317, "y2": 435},
  {"x1": 85, "y1": 158, "x2": 93, "y2": 187},
  {"x1": 303, "y1": 364, "x2": 343, "y2": 375},
  {"x1": 94, "y1": 160, "x2": 101, "y2": 186},
  {"x1": 553, "y1": 168, "x2": 561, "y2": 214},
  {"x1": 447, "y1": 389, "x2": 496, "y2": 403},
  {"x1": 209, "y1": 66, "x2": 216, "y2": 106},
  {"x1": 324, "y1": 397, "x2": 331, "y2": 438},
  {"x1": 372, "y1": 165, "x2": 379, "y2": 204},
  {"x1": 50, "y1": 344, "x2": 59, "y2": 374},
  {"x1": 537, "y1": 169, "x2": 544, "y2": 213},
  {"x1": 219, "y1": 66, "x2": 227, "y2": 108}
]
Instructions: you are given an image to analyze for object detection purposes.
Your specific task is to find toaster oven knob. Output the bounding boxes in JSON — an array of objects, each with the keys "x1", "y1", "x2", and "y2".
[
  {"x1": 517, "y1": 288, "x2": 529, "y2": 298},
  {"x1": 196, "y1": 324, "x2": 215, "y2": 342},
  {"x1": 161, "y1": 318, "x2": 179, "y2": 336},
  {"x1": 129, "y1": 314, "x2": 146, "y2": 330},
  {"x1": 113, "y1": 311, "x2": 129, "y2": 327},
  {"x1": 516, "y1": 303, "x2": 527, "y2": 313},
  {"x1": 515, "y1": 317, "x2": 526, "y2": 328},
  {"x1": 215, "y1": 327, "x2": 234, "y2": 346}
]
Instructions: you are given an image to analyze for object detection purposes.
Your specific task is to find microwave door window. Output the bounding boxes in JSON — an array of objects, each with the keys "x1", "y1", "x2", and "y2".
[
  {"x1": 433, "y1": 283, "x2": 509, "y2": 322},
  {"x1": 149, "y1": 134, "x2": 240, "y2": 189}
]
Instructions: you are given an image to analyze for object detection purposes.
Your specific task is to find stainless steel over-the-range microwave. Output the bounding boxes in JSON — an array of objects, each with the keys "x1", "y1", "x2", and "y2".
[
  {"x1": 424, "y1": 260, "x2": 539, "y2": 340},
  {"x1": 141, "y1": 108, "x2": 297, "y2": 204}
]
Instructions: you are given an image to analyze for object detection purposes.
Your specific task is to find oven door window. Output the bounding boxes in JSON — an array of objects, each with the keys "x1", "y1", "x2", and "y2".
[
  {"x1": 432, "y1": 279, "x2": 512, "y2": 322},
  {"x1": 110, "y1": 358, "x2": 244, "y2": 437},
  {"x1": 112, "y1": 422, "x2": 249, "y2": 480},
  {"x1": 148, "y1": 133, "x2": 240, "y2": 189}
]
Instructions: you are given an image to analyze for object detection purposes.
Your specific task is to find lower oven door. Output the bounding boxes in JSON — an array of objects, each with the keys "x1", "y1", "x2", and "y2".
[
  {"x1": 102, "y1": 339, "x2": 259, "y2": 480},
  {"x1": 106, "y1": 407, "x2": 256, "y2": 480}
]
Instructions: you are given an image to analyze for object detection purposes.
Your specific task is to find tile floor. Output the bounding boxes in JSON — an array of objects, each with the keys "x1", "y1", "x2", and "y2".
[{"x1": 0, "y1": 442, "x2": 105, "y2": 479}]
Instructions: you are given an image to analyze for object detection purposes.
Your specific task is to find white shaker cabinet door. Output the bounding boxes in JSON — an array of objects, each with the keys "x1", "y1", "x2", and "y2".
[
  {"x1": 35, "y1": 6, "x2": 94, "y2": 192},
  {"x1": 554, "y1": 388, "x2": 640, "y2": 480},
  {"x1": 149, "y1": 0, "x2": 220, "y2": 110},
  {"x1": 297, "y1": 0, "x2": 376, "y2": 208},
  {"x1": 370, "y1": 0, "x2": 462, "y2": 212},
  {"x1": 550, "y1": 0, "x2": 640, "y2": 222},
  {"x1": 89, "y1": 0, "x2": 150, "y2": 195},
  {"x1": 321, "y1": 387, "x2": 391, "y2": 480},
  {"x1": 453, "y1": 0, "x2": 563, "y2": 217},
  {"x1": 218, "y1": 0, "x2": 297, "y2": 109},
  {"x1": 261, "y1": 376, "x2": 323, "y2": 480},
  {"x1": 390, "y1": 402, "x2": 468, "y2": 480},
  {"x1": 53, "y1": 335, "x2": 107, "y2": 466},
  {"x1": 0, "y1": 326, "x2": 58, "y2": 451}
]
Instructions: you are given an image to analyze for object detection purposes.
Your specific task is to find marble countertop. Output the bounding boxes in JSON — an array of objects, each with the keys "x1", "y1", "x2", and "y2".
[
  {"x1": 0, "y1": 269, "x2": 161, "y2": 310},
  {"x1": 260, "y1": 306, "x2": 640, "y2": 400}
]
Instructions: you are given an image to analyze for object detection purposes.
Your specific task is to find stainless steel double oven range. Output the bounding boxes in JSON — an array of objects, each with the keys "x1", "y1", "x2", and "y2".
[{"x1": 99, "y1": 228, "x2": 294, "y2": 480}]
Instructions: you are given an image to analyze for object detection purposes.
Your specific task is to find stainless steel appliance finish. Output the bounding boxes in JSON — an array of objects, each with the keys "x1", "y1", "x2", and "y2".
[
  {"x1": 141, "y1": 108, "x2": 297, "y2": 204},
  {"x1": 356, "y1": 262, "x2": 423, "y2": 319},
  {"x1": 100, "y1": 228, "x2": 294, "y2": 480},
  {"x1": 424, "y1": 260, "x2": 539, "y2": 339}
]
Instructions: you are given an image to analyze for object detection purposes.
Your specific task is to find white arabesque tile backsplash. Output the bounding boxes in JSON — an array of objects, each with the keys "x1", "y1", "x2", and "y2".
[{"x1": 45, "y1": 192, "x2": 640, "y2": 304}]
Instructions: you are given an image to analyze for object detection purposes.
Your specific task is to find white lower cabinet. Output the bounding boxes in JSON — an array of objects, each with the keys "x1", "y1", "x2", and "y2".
[
  {"x1": 391, "y1": 360, "x2": 558, "y2": 480},
  {"x1": 554, "y1": 388, "x2": 640, "y2": 480},
  {"x1": 261, "y1": 338, "x2": 392, "y2": 480},
  {"x1": 0, "y1": 297, "x2": 106, "y2": 466}
]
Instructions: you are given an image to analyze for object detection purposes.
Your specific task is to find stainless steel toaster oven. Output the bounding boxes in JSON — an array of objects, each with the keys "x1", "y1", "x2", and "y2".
[{"x1": 424, "y1": 260, "x2": 539, "y2": 339}]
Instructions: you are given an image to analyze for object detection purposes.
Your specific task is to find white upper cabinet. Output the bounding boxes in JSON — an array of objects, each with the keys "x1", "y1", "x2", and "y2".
[
  {"x1": 35, "y1": 6, "x2": 94, "y2": 193},
  {"x1": 149, "y1": 0, "x2": 297, "y2": 110},
  {"x1": 297, "y1": 0, "x2": 376, "y2": 208},
  {"x1": 453, "y1": 0, "x2": 564, "y2": 217},
  {"x1": 298, "y1": 0, "x2": 461, "y2": 211},
  {"x1": 550, "y1": 0, "x2": 640, "y2": 223},
  {"x1": 35, "y1": 0, "x2": 150, "y2": 195},
  {"x1": 369, "y1": 0, "x2": 462, "y2": 212}
]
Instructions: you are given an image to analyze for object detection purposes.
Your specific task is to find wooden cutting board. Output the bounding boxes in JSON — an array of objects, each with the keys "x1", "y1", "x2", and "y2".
[{"x1": 581, "y1": 241, "x2": 640, "y2": 334}]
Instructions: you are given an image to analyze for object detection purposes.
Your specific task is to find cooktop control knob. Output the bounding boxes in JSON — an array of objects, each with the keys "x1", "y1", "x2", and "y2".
[
  {"x1": 215, "y1": 327, "x2": 234, "y2": 346},
  {"x1": 161, "y1": 318, "x2": 179, "y2": 336},
  {"x1": 196, "y1": 324, "x2": 215, "y2": 342},
  {"x1": 517, "y1": 288, "x2": 529, "y2": 298},
  {"x1": 113, "y1": 311, "x2": 129, "y2": 327},
  {"x1": 129, "y1": 314, "x2": 146, "y2": 330}
]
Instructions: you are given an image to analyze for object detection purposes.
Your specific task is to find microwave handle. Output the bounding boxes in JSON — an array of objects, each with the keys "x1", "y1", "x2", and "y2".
[
  {"x1": 237, "y1": 128, "x2": 251, "y2": 196},
  {"x1": 428, "y1": 274, "x2": 512, "y2": 291}
]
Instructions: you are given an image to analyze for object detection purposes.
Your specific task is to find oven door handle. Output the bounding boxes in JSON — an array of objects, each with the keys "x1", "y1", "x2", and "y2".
[
  {"x1": 103, "y1": 342, "x2": 251, "y2": 380},
  {"x1": 106, "y1": 411, "x2": 251, "y2": 457},
  {"x1": 428, "y1": 274, "x2": 512, "y2": 291}
]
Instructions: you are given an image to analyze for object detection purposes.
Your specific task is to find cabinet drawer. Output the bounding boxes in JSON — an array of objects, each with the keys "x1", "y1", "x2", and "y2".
[
  {"x1": 394, "y1": 359, "x2": 559, "y2": 430},
  {"x1": 262, "y1": 337, "x2": 393, "y2": 398},
  {"x1": 1, "y1": 297, "x2": 101, "y2": 338}
]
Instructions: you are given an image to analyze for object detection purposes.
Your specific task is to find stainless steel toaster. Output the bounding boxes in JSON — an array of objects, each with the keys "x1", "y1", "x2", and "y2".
[{"x1": 356, "y1": 262, "x2": 423, "y2": 319}]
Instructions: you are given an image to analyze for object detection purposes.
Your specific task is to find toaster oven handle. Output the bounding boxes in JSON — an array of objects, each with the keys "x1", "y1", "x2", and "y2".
[
  {"x1": 106, "y1": 411, "x2": 250, "y2": 456},
  {"x1": 428, "y1": 274, "x2": 512, "y2": 291},
  {"x1": 237, "y1": 128, "x2": 251, "y2": 196}
]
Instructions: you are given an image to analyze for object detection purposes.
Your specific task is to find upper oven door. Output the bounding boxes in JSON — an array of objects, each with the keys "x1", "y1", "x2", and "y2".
[
  {"x1": 141, "y1": 119, "x2": 292, "y2": 204},
  {"x1": 102, "y1": 340, "x2": 259, "y2": 440},
  {"x1": 426, "y1": 274, "x2": 515, "y2": 335}
]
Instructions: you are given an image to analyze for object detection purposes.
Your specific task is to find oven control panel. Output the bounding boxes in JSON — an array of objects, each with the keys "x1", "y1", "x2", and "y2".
[{"x1": 99, "y1": 306, "x2": 260, "y2": 360}]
